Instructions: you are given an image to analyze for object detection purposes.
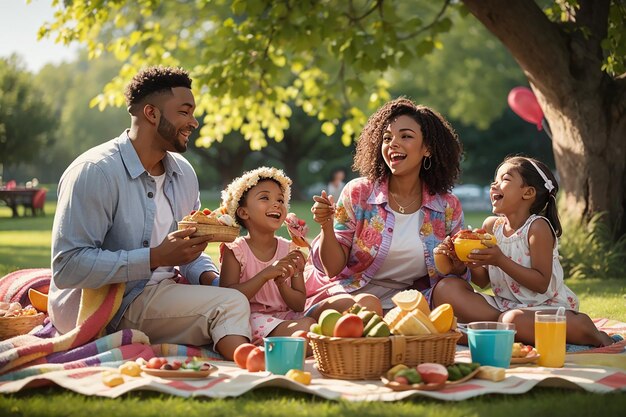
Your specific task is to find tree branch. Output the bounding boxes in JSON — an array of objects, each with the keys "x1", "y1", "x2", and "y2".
[{"x1": 397, "y1": 0, "x2": 451, "y2": 41}]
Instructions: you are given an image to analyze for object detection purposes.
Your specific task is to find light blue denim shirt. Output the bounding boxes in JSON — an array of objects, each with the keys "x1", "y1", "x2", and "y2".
[{"x1": 49, "y1": 130, "x2": 218, "y2": 334}]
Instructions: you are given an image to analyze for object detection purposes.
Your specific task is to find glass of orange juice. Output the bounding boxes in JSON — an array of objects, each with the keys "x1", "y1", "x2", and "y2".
[{"x1": 534, "y1": 309, "x2": 567, "y2": 367}]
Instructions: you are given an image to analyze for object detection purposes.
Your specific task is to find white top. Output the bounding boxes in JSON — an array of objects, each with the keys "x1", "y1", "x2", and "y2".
[
  {"x1": 147, "y1": 173, "x2": 176, "y2": 286},
  {"x1": 486, "y1": 214, "x2": 579, "y2": 311},
  {"x1": 374, "y1": 210, "x2": 427, "y2": 283}
]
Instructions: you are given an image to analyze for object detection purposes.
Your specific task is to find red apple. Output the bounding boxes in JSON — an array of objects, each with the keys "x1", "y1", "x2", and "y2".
[
  {"x1": 416, "y1": 363, "x2": 448, "y2": 384},
  {"x1": 233, "y1": 343, "x2": 257, "y2": 369},
  {"x1": 333, "y1": 313, "x2": 364, "y2": 338},
  {"x1": 246, "y1": 347, "x2": 266, "y2": 372}
]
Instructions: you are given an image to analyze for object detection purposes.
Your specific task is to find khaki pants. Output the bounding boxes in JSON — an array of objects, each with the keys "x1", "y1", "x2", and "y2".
[{"x1": 118, "y1": 279, "x2": 251, "y2": 349}]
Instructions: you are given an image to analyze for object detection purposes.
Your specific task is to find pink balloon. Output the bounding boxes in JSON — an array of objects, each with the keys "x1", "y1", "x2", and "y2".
[{"x1": 508, "y1": 87, "x2": 544, "y2": 130}]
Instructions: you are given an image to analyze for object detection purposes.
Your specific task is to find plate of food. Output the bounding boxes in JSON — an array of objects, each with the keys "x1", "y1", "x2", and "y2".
[
  {"x1": 140, "y1": 357, "x2": 218, "y2": 379},
  {"x1": 381, "y1": 362, "x2": 480, "y2": 392},
  {"x1": 510, "y1": 343, "x2": 540, "y2": 364}
]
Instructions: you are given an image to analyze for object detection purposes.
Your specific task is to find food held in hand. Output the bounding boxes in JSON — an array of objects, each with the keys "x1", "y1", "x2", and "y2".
[
  {"x1": 284, "y1": 212, "x2": 310, "y2": 248},
  {"x1": 434, "y1": 251, "x2": 453, "y2": 275},
  {"x1": 453, "y1": 228, "x2": 497, "y2": 261}
]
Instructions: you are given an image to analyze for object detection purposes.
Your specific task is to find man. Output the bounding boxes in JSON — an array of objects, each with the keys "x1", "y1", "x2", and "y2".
[{"x1": 49, "y1": 66, "x2": 250, "y2": 359}]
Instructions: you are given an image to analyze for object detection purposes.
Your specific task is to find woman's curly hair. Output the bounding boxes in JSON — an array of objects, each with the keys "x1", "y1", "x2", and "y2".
[{"x1": 352, "y1": 97, "x2": 463, "y2": 195}]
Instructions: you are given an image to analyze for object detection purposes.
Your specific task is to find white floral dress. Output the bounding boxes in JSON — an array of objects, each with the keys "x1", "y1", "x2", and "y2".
[{"x1": 480, "y1": 214, "x2": 579, "y2": 311}]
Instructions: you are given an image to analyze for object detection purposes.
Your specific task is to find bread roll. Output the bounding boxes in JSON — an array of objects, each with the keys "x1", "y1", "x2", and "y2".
[{"x1": 434, "y1": 252, "x2": 453, "y2": 275}]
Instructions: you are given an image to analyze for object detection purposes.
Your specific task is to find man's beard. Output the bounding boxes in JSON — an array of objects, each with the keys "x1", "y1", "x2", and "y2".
[{"x1": 158, "y1": 113, "x2": 188, "y2": 153}]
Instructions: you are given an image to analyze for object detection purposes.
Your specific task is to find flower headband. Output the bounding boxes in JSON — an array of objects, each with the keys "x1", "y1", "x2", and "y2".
[
  {"x1": 221, "y1": 166, "x2": 292, "y2": 226},
  {"x1": 526, "y1": 159, "x2": 555, "y2": 194}
]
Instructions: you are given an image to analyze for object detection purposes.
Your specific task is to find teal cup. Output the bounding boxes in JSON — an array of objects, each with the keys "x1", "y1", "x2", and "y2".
[
  {"x1": 467, "y1": 322, "x2": 516, "y2": 368},
  {"x1": 264, "y1": 337, "x2": 306, "y2": 375}
]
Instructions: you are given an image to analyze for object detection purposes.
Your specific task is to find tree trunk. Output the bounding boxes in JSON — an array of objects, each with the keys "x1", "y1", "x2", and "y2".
[{"x1": 463, "y1": 0, "x2": 626, "y2": 237}]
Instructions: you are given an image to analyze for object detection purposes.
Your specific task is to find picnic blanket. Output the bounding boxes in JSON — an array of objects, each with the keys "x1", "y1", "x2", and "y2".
[
  {"x1": 1, "y1": 269, "x2": 625, "y2": 400},
  {"x1": 0, "y1": 269, "x2": 221, "y2": 380}
]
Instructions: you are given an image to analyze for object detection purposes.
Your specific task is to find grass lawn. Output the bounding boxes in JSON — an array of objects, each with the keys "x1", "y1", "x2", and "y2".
[{"x1": 1, "y1": 200, "x2": 625, "y2": 416}]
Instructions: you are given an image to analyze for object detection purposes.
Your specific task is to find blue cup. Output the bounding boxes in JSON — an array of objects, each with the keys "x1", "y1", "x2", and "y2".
[
  {"x1": 467, "y1": 322, "x2": 516, "y2": 368},
  {"x1": 264, "y1": 337, "x2": 306, "y2": 375}
]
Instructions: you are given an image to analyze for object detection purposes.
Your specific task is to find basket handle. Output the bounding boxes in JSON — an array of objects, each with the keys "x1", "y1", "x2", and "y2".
[{"x1": 389, "y1": 335, "x2": 407, "y2": 365}]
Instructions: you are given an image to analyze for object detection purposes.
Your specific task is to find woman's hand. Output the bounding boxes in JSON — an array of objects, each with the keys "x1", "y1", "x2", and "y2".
[{"x1": 311, "y1": 190, "x2": 335, "y2": 227}]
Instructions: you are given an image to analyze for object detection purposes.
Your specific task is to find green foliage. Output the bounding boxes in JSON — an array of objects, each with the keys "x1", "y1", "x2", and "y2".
[
  {"x1": 0, "y1": 56, "x2": 58, "y2": 167},
  {"x1": 544, "y1": 0, "x2": 625, "y2": 76},
  {"x1": 560, "y1": 212, "x2": 626, "y2": 279},
  {"x1": 31, "y1": 52, "x2": 128, "y2": 182},
  {"x1": 39, "y1": 0, "x2": 457, "y2": 150}
]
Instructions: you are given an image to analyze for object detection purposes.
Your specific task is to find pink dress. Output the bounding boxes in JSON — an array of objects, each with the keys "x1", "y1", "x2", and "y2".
[{"x1": 221, "y1": 236, "x2": 303, "y2": 343}]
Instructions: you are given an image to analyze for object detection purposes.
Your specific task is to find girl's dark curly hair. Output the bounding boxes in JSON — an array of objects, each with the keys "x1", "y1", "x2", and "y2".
[
  {"x1": 124, "y1": 66, "x2": 192, "y2": 113},
  {"x1": 352, "y1": 97, "x2": 463, "y2": 195}
]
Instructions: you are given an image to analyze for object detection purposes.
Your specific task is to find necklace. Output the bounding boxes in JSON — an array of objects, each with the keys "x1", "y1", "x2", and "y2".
[{"x1": 389, "y1": 192, "x2": 420, "y2": 214}]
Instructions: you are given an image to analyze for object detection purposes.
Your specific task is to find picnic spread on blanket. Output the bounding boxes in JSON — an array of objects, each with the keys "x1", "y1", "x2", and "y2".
[{"x1": 1, "y1": 269, "x2": 625, "y2": 401}]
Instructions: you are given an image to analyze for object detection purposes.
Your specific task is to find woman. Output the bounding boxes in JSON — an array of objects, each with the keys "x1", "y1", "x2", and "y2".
[{"x1": 304, "y1": 97, "x2": 467, "y2": 318}]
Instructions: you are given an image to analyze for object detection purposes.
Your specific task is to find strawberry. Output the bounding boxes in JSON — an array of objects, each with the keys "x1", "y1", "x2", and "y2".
[
  {"x1": 190, "y1": 210, "x2": 197, "y2": 215},
  {"x1": 298, "y1": 219, "x2": 306, "y2": 226},
  {"x1": 203, "y1": 208, "x2": 211, "y2": 215}
]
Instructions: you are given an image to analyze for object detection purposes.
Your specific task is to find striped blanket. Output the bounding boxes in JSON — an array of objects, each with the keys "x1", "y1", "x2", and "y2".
[{"x1": 0, "y1": 269, "x2": 219, "y2": 381}]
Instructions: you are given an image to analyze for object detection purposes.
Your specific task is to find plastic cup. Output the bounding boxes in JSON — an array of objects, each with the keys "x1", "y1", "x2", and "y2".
[
  {"x1": 467, "y1": 322, "x2": 516, "y2": 368},
  {"x1": 535, "y1": 309, "x2": 566, "y2": 367},
  {"x1": 264, "y1": 337, "x2": 306, "y2": 375}
]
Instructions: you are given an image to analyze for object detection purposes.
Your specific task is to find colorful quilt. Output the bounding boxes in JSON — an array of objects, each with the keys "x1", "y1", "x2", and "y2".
[{"x1": 0, "y1": 269, "x2": 624, "y2": 400}]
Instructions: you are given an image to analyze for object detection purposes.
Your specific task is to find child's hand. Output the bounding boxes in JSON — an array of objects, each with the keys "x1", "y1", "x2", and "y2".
[
  {"x1": 466, "y1": 243, "x2": 504, "y2": 266},
  {"x1": 311, "y1": 190, "x2": 335, "y2": 226},
  {"x1": 270, "y1": 250, "x2": 306, "y2": 284}
]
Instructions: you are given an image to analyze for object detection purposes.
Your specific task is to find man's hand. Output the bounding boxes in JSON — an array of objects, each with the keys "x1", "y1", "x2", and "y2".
[{"x1": 150, "y1": 228, "x2": 212, "y2": 269}]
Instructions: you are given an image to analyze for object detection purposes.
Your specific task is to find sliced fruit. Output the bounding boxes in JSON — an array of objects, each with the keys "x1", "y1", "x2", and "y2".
[
  {"x1": 367, "y1": 321, "x2": 391, "y2": 337},
  {"x1": 410, "y1": 309, "x2": 439, "y2": 334},
  {"x1": 28, "y1": 288, "x2": 48, "y2": 313},
  {"x1": 285, "y1": 369, "x2": 311, "y2": 385},
  {"x1": 429, "y1": 303, "x2": 454, "y2": 333},
  {"x1": 416, "y1": 363, "x2": 448, "y2": 384},
  {"x1": 391, "y1": 289, "x2": 421, "y2": 311},
  {"x1": 362, "y1": 314, "x2": 382, "y2": 335},
  {"x1": 394, "y1": 313, "x2": 431, "y2": 335},
  {"x1": 386, "y1": 364, "x2": 409, "y2": 380}
]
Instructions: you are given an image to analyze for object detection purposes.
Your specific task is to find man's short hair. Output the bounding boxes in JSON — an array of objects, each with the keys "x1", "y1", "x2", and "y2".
[{"x1": 124, "y1": 66, "x2": 192, "y2": 113}]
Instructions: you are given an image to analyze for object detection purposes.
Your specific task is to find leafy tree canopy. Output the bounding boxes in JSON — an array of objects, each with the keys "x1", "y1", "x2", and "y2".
[
  {"x1": 40, "y1": 0, "x2": 624, "y2": 151},
  {"x1": 0, "y1": 56, "x2": 57, "y2": 167}
]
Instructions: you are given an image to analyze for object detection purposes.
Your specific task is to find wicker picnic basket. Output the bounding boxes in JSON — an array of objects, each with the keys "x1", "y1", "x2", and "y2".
[
  {"x1": 309, "y1": 331, "x2": 461, "y2": 380},
  {"x1": 0, "y1": 313, "x2": 46, "y2": 340},
  {"x1": 177, "y1": 221, "x2": 240, "y2": 242}
]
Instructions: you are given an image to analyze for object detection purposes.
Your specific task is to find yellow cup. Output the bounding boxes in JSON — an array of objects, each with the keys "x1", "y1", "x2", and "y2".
[
  {"x1": 454, "y1": 236, "x2": 496, "y2": 262},
  {"x1": 534, "y1": 310, "x2": 566, "y2": 367}
]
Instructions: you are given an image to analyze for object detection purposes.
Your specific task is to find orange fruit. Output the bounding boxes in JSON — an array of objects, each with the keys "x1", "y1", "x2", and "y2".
[
  {"x1": 429, "y1": 303, "x2": 454, "y2": 333},
  {"x1": 391, "y1": 290, "x2": 430, "y2": 315},
  {"x1": 28, "y1": 288, "x2": 48, "y2": 313}
]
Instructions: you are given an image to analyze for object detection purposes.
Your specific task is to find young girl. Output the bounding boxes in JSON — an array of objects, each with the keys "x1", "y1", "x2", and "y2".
[
  {"x1": 433, "y1": 156, "x2": 614, "y2": 346},
  {"x1": 219, "y1": 167, "x2": 316, "y2": 344}
]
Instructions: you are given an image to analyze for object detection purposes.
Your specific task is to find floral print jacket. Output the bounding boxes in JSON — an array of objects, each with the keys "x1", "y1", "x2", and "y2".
[{"x1": 304, "y1": 176, "x2": 468, "y2": 309}]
